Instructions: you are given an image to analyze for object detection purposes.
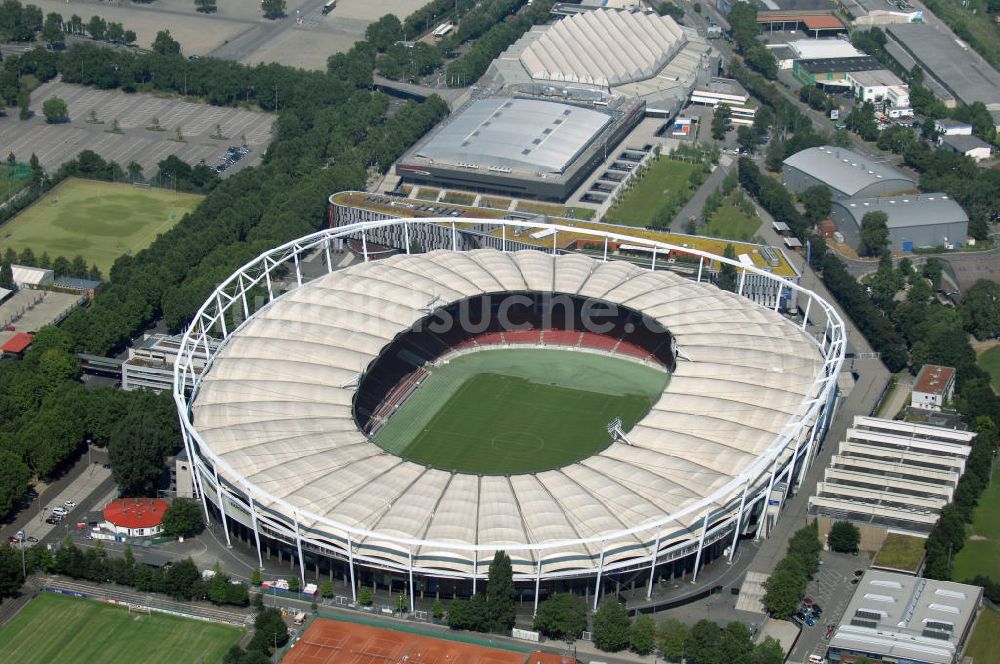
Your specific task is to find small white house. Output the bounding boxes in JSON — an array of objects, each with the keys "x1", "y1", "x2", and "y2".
[
  {"x1": 911, "y1": 364, "x2": 955, "y2": 411},
  {"x1": 939, "y1": 134, "x2": 993, "y2": 162},
  {"x1": 934, "y1": 118, "x2": 973, "y2": 136}
]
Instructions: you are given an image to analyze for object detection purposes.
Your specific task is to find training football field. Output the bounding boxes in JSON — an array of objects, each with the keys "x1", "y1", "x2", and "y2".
[
  {"x1": 372, "y1": 349, "x2": 668, "y2": 474},
  {"x1": 0, "y1": 177, "x2": 203, "y2": 275},
  {"x1": 0, "y1": 592, "x2": 240, "y2": 664}
]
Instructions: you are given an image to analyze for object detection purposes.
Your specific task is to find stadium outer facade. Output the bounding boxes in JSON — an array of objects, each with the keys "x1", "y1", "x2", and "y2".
[{"x1": 174, "y1": 218, "x2": 845, "y2": 614}]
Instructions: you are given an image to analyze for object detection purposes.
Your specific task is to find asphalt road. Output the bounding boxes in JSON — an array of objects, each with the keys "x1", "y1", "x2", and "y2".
[{"x1": 207, "y1": 0, "x2": 328, "y2": 63}]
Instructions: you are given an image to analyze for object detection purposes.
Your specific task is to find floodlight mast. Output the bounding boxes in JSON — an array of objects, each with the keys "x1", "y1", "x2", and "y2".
[{"x1": 607, "y1": 417, "x2": 633, "y2": 446}]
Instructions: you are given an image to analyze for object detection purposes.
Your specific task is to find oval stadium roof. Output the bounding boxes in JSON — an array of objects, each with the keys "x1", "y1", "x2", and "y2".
[{"x1": 192, "y1": 250, "x2": 824, "y2": 573}]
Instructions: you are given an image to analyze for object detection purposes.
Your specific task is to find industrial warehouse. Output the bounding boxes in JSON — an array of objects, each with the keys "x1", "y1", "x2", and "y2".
[
  {"x1": 829, "y1": 193, "x2": 969, "y2": 253},
  {"x1": 782, "y1": 146, "x2": 916, "y2": 199}
]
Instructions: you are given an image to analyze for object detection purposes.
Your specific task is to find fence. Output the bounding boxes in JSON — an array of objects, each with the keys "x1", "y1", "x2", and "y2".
[{"x1": 43, "y1": 577, "x2": 249, "y2": 627}]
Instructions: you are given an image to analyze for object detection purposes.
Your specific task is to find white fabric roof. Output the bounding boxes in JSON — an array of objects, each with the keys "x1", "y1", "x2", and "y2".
[
  {"x1": 519, "y1": 9, "x2": 685, "y2": 87},
  {"x1": 192, "y1": 250, "x2": 824, "y2": 571}
]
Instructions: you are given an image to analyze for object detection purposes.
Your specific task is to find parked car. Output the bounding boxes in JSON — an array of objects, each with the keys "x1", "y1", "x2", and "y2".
[
  {"x1": 63, "y1": 500, "x2": 76, "y2": 508},
  {"x1": 45, "y1": 517, "x2": 60, "y2": 524},
  {"x1": 26, "y1": 536, "x2": 37, "y2": 543},
  {"x1": 7, "y1": 535, "x2": 20, "y2": 543}
]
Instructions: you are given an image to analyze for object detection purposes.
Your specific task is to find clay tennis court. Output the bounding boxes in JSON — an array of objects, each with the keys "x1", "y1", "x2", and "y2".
[{"x1": 281, "y1": 618, "x2": 530, "y2": 664}]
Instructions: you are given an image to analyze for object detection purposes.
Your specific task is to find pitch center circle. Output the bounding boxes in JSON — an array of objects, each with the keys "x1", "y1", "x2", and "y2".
[{"x1": 490, "y1": 431, "x2": 545, "y2": 456}]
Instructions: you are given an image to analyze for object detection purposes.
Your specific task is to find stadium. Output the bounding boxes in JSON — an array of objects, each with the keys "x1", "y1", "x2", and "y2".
[{"x1": 173, "y1": 218, "x2": 844, "y2": 613}]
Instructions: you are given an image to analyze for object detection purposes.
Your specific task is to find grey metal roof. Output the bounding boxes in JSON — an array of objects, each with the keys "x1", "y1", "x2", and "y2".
[
  {"x1": 886, "y1": 23, "x2": 1000, "y2": 108},
  {"x1": 832, "y1": 193, "x2": 968, "y2": 229},
  {"x1": 939, "y1": 134, "x2": 992, "y2": 153},
  {"x1": 783, "y1": 146, "x2": 914, "y2": 197},
  {"x1": 413, "y1": 98, "x2": 611, "y2": 174},
  {"x1": 797, "y1": 56, "x2": 881, "y2": 74},
  {"x1": 830, "y1": 570, "x2": 982, "y2": 664}
]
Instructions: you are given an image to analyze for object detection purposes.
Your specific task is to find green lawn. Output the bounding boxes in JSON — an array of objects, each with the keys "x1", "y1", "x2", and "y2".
[
  {"x1": 872, "y1": 533, "x2": 925, "y2": 573},
  {"x1": 0, "y1": 592, "x2": 241, "y2": 664},
  {"x1": 965, "y1": 606, "x2": 1000, "y2": 664},
  {"x1": 703, "y1": 203, "x2": 761, "y2": 242},
  {"x1": 952, "y1": 478, "x2": 1000, "y2": 581},
  {"x1": 979, "y1": 345, "x2": 1000, "y2": 392},
  {"x1": 372, "y1": 349, "x2": 668, "y2": 474},
  {"x1": 0, "y1": 178, "x2": 202, "y2": 276},
  {"x1": 603, "y1": 158, "x2": 701, "y2": 227}
]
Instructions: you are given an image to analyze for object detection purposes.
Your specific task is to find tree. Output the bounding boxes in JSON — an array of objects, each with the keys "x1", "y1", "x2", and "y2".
[
  {"x1": 960, "y1": 279, "x2": 1000, "y2": 340},
  {"x1": 395, "y1": 591, "x2": 408, "y2": 613},
  {"x1": 828, "y1": 521, "x2": 861, "y2": 553},
  {"x1": 800, "y1": 185, "x2": 832, "y2": 224},
  {"x1": 288, "y1": 576, "x2": 300, "y2": 592},
  {"x1": 0, "y1": 546, "x2": 25, "y2": 599},
  {"x1": 762, "y1": 559, "x2": 805, "y2": 619},
  {"x1": 195, "y1": 0, "x2": 217, "y2": 13},
  {"x1": 657, "y1": 618, "x2": 689, "y2": 662},
  {"x1": 718, "y1": 243, "x2": 738, "y2": 292},
  {"x1": 161, "y1": 498, "x2": 205, "y2": 538},
  {"x1": 629, "y1": 614, "x2": 656, "y2": 655},
  {"x1": 42, "y1": 12, "x2": 64, "y2": 47},
  {"x1": 152, "y1": 30, "x2": 180, "y2": 55},
  {"x1": 319, "y1": 580, "x2": 333, "y2": 598},
  {"x1": 0, "y1": 450, "x2": 32, "y2": 518},
  {"x1": 42, "y1": 96, "x2": 68, "y2": 123},
  {"x1": 719, "y1": 621, "x2": 754, "y2": 664},
  {"x1": 250, "y1": 568, "x2": 262, "y2": 586},
  {"x1": 751, "y1": 636, "x2": 785, "y2": 664},
  {"x1": 432, "y1": 598, "x2": 444, "y2": 620},
  {"x1": 164, "y1": 557, "x2": 200, "y2": 599},
  {"x1": 765, "y1": 138, "x2": 785, "y2": 172},
  {"x1": 859, "y1": 210, "x2": 890, "y2": 256},
  {"x1": 262, "y1": 0, "x2": 286, "y2": 19},
  {"x1": 686, "y1": 619, "x2": 722, "y2": 664},
  {"x1": 127, "y1": 161, "x2": 143, "y2": 183},
  {"x1": 28, "y1": 153, "x2": 43, "y2": 184},
  {"x1": 86, "y1": 15, "x2": 107, "y2": 41},
  {"x1": 107, "y1": 393, "x2": 181, "y2": 496},
  {"x1": 359, "y1": 586, "x2": 373, "y2": 606},
  {"x1": 712, "y1": 104, "x2": 731, "y2": 140},
  {"x1": 486, "y1": 550, "x2": 515, "y2": 632},
  {"x1": 592, "y1": 600, "x2": 630, "y2": 652},
  {"x1": 251, "y1": 607, "x2": 288, "y2": 653},
  {"x1": 737, "y1": 125, "x2": 756, "y2": 152},
  {"x1": 533, "y1": 593, "x2": 587, "y2": 641},
  {"x1": 0, "y1": 262, "x2": 14, "y2": 290}
]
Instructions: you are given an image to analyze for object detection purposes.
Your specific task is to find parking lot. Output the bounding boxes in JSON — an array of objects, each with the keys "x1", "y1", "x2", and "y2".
[
  {"x1": 789, "y1": 549, "x2": 873, "y2": 664},
  {"x1": 1, "y1": 81, "x2": 274, "y2": 176}
]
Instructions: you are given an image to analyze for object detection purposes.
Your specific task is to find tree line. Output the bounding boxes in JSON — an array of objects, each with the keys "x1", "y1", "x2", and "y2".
[{"x1": 0, "y1": 1, "x2": 137, "y2": 49}]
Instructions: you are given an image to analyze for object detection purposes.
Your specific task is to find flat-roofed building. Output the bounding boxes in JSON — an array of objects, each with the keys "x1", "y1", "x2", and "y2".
[
  {"x1": 809, "y1": 416, "x2": 975, "y2": 548},
  {"x1": 911, "y1": 364, "x2": 956, "y2": 411},
  {"x1": 829, "y1": 192, "x2": 968, "y2": 252},
  {"x1": 885, "y1": 23, "x2": 1000, "y2": 123},
  {"x1": 783, "y1": 146, "x2": 915, "y2": 199},
  {"x1": 793, "y1": 55, "x2": 883, "y2": 86},
  {"x1": 395, "y1": 97, "x2": 643, "y2": 202},
  {"x1": 788, "y1": 38, "x2": 863, "y2": 60},
  {"x1": 121, "y1": 333, "x2": 217, "y2": 392},
  {"x1": 828, "y1": 571, "x2": 982, "y2": 664},
  {"x1": 10, "y1": 264, "x2": 53, "y2": 289},
  {"x1": 846, "y1": 69, "x2": 910, "y2": 109}
]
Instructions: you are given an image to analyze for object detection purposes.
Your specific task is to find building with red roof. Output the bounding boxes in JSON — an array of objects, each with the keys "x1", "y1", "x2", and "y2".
[
  {"x1": 1, "y1": 333, "x2": 34, "y2": 357},
  {"x1": 911, "y1": 364, "x2": 955, "y2": 411},
  {"x1": 103, "y1": 498, "x2": 170, "y2": 537}
]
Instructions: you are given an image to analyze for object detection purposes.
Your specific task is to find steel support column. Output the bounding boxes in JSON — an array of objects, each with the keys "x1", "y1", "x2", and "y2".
[
  {"x1": 293, "y1": 250, "x2": 302, "y2": 287},
  {"x1": 533, "y1": 558, "x2": 542, "y2": 617},
  {"x1": 361, "y1": 230, "x2": 369, "y2": 263},
  {"x1": 651, "y1": 246, "x2": 657, "y2": 271},
  {"x1": 408, "y1": 548, "x2": 415, "y2": 614},
  {"x1": 802, "y1": 295, "x2": 812, "y2": 330},
  {"x1": 451, "y1": 222, "x2": 457, "y2": 251},
  {"x1": 593, "y1": 542, "x2": 607, "y2": 611},
  {"x1": 212, "y1": 465, "x2": 232, "y2": 548},
  {"x1": 347, "y1": 535, "x2": 357, "y2": 603},
  {"x1": 404, "y1": 222, "x2": 411, "y2": 254},
  {"x1": 728, "y1": 481, "x2": 750, "y2": 564},
  {"x1": 697, "y1": 256, "x2": 703, "y2": 282},
  {"x1": 691, "y1": 511, "x2": 711, "y2": 584},
  {"x1": 293, "y1": 512, "x2": 306, "y2": 586},
  {"x1": 248, "y1": 494, "x2": 264, "y2": 569},
  {"x1": 755, "y1": 460, "x2": 779, "y2": 540},
  {"x1": 646, "y1": 529, "x2": 663, "y2": 599}
]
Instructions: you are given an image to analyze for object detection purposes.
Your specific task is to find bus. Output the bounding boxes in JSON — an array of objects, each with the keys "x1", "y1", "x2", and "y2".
[
  {"x1": 432, "y1": 22, "x2": 455, "y2": 38},
  {"x1": 322, "y1": 0, "x2": 336, "y2": 14}
]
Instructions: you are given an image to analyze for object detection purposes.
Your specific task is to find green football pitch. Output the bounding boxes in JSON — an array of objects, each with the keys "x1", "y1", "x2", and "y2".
[
  {"x1": 371, "y1": 349, "x2": 669, "y2": 474},
  {"x1": 0, "y1": 177, "x2": 203, "y2": 276},
  {"x1": 0, "y1": 592, "x2": 241, "y2": 664}
]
